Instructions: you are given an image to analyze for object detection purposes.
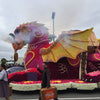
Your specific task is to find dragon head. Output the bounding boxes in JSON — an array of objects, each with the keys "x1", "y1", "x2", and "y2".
[{"x1": 12, "y1": 21, "x2": 49, "y2": 51}]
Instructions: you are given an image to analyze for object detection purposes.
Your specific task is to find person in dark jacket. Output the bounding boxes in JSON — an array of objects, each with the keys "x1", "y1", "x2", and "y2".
[
  {"x1": 37, "y1": 62, "x2": 50, "y2": 100},
  {"x1": 37, "y1": 62, "x2": 50, "y2": 88},
  {"x1": 37, "y1": 62, "x2": 58, "y2": 100}
]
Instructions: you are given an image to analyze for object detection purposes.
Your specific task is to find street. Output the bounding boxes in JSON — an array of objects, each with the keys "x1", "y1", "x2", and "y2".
[{"x1": 0, "y1": 88, "x2": 100, "y2": 100}]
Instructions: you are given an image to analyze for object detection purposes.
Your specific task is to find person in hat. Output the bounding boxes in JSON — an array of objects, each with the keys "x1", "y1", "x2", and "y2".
[{"x1": 0, "y1": 63, "x2": 11, "y2": 100}]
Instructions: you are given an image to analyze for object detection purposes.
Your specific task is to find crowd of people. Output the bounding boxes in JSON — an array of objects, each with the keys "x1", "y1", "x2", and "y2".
[{"x1": 5, "y1": 63, "x2": 24, "y2": 70}]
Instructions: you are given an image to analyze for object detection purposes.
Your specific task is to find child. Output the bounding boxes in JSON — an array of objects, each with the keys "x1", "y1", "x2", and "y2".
[{"x1": 0, "y1": 63, "x2": 11, "y2": 100}]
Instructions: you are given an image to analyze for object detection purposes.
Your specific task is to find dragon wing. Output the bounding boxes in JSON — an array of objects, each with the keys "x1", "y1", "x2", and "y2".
[{"x1": 41, "y1": 28, "x2": 98, "y2": 62}]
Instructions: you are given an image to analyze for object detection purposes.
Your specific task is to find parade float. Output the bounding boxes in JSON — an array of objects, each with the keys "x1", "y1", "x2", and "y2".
[{"x1": 8, "y1": 22, "x2": 100, "y2": 91}]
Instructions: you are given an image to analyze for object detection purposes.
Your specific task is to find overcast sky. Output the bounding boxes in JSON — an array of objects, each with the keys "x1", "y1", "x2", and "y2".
[{"x1": 0, "y1": 0, "x2": 100, "y2": 60}]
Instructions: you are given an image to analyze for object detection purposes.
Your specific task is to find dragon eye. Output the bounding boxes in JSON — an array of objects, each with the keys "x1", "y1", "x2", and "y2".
[
  {"x1": 14, "y1": 29, "x2": 20, "y2": 34},
  {"x1": 35, "y1": 31, "x2": 44, "y2": 38}
]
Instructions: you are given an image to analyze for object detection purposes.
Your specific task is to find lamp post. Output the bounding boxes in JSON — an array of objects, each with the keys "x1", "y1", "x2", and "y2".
[{"x1": 52, "y1": 12, "x2": 55, "y2": 41}]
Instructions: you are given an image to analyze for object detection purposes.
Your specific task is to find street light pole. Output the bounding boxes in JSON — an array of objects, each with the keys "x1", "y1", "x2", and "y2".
[{"x1": 52, "y1": 12, "x2": 55, "y2": 41}]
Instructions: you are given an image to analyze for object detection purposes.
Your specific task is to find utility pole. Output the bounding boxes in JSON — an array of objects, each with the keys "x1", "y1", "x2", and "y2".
[{"x1": 52, "y1": 12, "x2": 55, "y2": 41}]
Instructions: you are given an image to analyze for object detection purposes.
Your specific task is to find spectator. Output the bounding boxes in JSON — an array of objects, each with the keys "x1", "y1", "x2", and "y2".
[
  {"x1": 0, "y1": 63, "x2": 11, "y2": 100},
  {"x1": 37, "y1": 62, "x2": 50, "y2": 100}
]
